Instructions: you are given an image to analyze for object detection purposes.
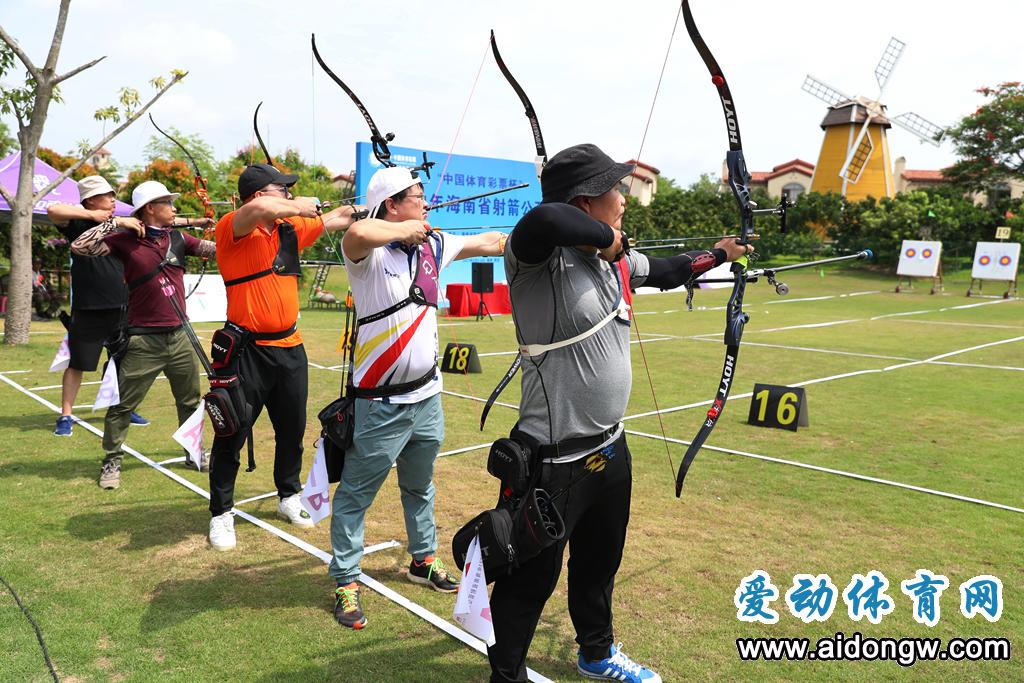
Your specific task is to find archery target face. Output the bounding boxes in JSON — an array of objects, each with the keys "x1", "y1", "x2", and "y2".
[
  {"x1": 971, "y1": 242, "x2": 1021, "y2": 280},
  {"x1": 897, "y1": 240, "x2": 942, "y2": 277}
]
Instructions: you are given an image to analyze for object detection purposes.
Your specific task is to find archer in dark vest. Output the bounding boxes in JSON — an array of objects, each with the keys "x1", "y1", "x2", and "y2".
[
  {"x1": 70, "y1": 180, "x2": 216, "y2": 491},
  {"x1": 206, "y1": 163, "x2": 356, "y2": 552}
]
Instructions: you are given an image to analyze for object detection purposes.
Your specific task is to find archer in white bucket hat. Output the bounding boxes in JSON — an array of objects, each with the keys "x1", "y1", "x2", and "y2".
[{"x1": 130, "y1": 180, "x2": 180, "y2": 216}]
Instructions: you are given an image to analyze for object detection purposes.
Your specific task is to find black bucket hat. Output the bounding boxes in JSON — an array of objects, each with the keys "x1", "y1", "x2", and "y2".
[{"x1": 540, "y1": 143, "x2": 635, "y2": 204}]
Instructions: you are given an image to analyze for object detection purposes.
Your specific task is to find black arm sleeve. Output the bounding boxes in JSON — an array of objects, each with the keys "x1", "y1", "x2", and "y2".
[
  {"x1": 510, "y1": 203, "x2": 614, "y2": 264},
  {"x1": 644, "y1": 248, "x2": 727, "y2": 290}
]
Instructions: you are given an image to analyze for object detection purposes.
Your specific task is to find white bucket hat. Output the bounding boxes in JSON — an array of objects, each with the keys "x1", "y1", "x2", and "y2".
[
  {"x1": 77, "y1": 175, "x2": 115, "y2": 201},
  {"x1": 130, "y1": 180, "x2": 180, "y2": 216},
  {"x1": 365, "y1": 167, "x2": 422, "y2": 219}
]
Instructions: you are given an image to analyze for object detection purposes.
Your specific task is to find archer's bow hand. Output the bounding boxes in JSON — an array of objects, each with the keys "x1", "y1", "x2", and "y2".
[
  {"x1": 715, "y1": 235, "x2": 755, "y2": 262},
  {"x1": 397, "y1": 220, "x2": 432, "y2": 247},
  {"x1": 291, "y1": 197, "x2": 322, "y2": 219}
]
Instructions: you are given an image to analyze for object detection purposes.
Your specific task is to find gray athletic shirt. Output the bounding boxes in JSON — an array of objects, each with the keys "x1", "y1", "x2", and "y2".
[{"x1": 506, "y1": 239, "x2": 650, "y2": 453}]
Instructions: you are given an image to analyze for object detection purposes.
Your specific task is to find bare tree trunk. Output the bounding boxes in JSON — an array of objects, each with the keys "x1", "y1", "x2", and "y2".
[
  {"x1": 3, "y1": 68, "x2": 53, "y2": 345},
  {"x1": 5, "y1": 210, "x2": 34, "y2": 345}
]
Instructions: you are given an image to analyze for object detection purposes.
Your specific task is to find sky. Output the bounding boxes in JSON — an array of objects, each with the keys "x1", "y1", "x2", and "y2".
[{"x1": 0, "y1": 0, "x2": 1019, "y2": 186}]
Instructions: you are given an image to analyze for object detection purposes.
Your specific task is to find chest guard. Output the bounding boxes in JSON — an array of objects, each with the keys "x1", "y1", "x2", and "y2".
[
  {"x1": 127, "y1": 230, "x2": 187, "y2": 291},
  {"x1": 223, "y1": 221, "x2": 302, "y2": 288},
  {"x1": 357, "y1": 233, "x2": 443, "y2": 325}
]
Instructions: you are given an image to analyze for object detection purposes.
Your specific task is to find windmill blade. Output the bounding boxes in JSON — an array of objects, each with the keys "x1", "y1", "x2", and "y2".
[
  {"x1": 839, "y1": 116, "x2": 874, "y2": 184},
  {"x1": 874, "y1": 37, "x2": 906, "y2": 94},
  {"x1": 892, "y1": 111, "x2": 945, "y2": 146},
  {"x1": 802, "y1": 75, "x2": 853, "y2": 107}
]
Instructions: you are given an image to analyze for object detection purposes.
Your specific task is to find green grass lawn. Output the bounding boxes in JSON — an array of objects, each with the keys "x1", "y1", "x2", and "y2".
[{"x1": 1, "y1": 265, "x2": 1022, "y2": 682}]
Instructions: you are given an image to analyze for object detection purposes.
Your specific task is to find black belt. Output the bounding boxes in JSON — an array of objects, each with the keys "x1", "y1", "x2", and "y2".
[
  {"x1": 351, "y1": 366, "x2": 437, "y2": 399},
  {"x1": 231, "y1": 321, "x2": 297, "y2": 341},
  {"x1": 537, "y1": 424, "x2": 620, "y2": 460}
]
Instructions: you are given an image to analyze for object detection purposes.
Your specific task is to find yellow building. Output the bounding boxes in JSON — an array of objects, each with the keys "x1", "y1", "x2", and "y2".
[{"x1": 810, "y1": 100, "x2": 895, "y2": 201}]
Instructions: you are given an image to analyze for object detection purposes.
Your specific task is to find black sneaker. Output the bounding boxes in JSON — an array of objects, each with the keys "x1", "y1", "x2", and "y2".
[
  {"x1": 407, "y1": 556, "x2": 459, "y2": 593},
  {"x1": 334, "y1": 583, "x2": 367, "y2": 629}
]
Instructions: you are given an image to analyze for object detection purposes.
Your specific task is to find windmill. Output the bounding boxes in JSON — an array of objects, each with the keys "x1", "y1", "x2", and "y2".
[{"x1": 802, "y1": 37, "x2": 945, "y2": 201}]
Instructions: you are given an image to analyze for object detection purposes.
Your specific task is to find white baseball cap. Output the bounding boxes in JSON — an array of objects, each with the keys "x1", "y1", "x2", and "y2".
[
  {"x1": 366, "y1": 167, "x2": 422, "y2": 220},
  {"x1": 130, "y1": 180, "x2": 180, "y2": 216},
  {"x1": 77, "y1": 175, "x2": 115, "y2": 201}
]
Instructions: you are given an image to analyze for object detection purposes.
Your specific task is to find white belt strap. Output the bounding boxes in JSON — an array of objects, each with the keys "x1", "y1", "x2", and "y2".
[{"x1": 519, "y1": 302, "x2": 630, "y2": 358}]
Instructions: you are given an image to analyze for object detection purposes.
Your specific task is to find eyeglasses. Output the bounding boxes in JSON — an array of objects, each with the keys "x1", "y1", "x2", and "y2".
[
  {"x1": 263, "y1": 184, "x2": 292, "y2": 196},
  {"x1": 151, "y1": 198, "x2": 175, "y2": 206},
  {"x1": 403, "y1": 193, "x2": 426, "y2": 203}
]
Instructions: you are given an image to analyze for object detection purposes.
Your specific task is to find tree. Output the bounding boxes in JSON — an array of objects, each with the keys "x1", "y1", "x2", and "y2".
[
  {"x1": 0, "y1": 0, "x2": 185, "y2": 345},
  {"x1": 944, "y1": 82, "x2": 1024, "y2": 192}
]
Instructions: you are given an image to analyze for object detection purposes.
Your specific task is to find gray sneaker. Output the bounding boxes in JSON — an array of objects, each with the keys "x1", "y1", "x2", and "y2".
[
  {"x1": 185, "y1": 449, "x2": 211, "y2": 472},
  {"x1": 99, "y1": 461, "x2": 121, "y2": 489}
]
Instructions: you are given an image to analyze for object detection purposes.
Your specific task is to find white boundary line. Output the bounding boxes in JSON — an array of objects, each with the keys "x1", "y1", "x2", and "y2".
[
  {"x1": 438, "y1": 442, "x2": 492, "y2": 458},
  {"x1": 234, "y1": 491, "x2": 279, "y2": 506},
  {"x1": 442, "y1": 389, "x2": 518, "y2": 410},
  {"x1": 33, "y1": 372, "x2": 209, "y2": 392},
  {"x1": 623, "y1": 429, "x2": 1024, "y2": 515},
  {"x1": 631, "y1": 289, "x2": 884, "y2": 313},
  {"x1": 626, "y1": 335, "x2": 1024, "y2": 420},
  {"x1": 871, "y1": 298, "x2": 1014, "y2": 320},
  {"x1": 419, "y1": 370, "x2": 1024, "y2": 516},
  {"x1": 764, "y1": 290, "x2": 881, "y2": 305},
  {"x1": 891, "y1": 319, "x2": 1024, "y2": 330},
  {"x1": 681, "y1": 298, "x2": 1019, "y2": 339},
  {"x1": 758, "y1": 319, "x2": 863, "y2": 332},
  {"x1": 686, "y1": 338, "x2": 1024, "y2": 372},
  {"x1": 881, "y1": 336, "x2": 1024, "y2": 372},
  {"x1": 475, "y1": 335, "x2": 676, "y2": 359},
  {"x1": 0, "y1": 372, "x2": 552, "y2": 683}
]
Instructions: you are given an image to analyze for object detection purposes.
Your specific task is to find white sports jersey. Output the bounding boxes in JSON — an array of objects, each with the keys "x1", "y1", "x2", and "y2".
[{"x1": 343, "y1": 231, "x2": 464, "y2": 403}]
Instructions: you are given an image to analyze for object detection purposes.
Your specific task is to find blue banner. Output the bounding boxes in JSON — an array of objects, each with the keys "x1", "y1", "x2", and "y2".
[{"x1": 354, "y1": 142, "x2": 540, "y2": 294}]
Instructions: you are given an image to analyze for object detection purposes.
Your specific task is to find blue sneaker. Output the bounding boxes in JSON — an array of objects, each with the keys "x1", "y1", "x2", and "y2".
[
  {"x1": 129, "y1": 411, "x2": 150, "y2": 427},
  {"x1": 577, "y1": 643, "x2": 661, "y2": 683},
  {"x1": 54, "y1": 415, "x2": 73, "y2": 437}
]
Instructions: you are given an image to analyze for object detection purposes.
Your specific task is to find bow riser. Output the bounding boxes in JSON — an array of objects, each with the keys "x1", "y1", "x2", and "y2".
[{"x1": 725, "y1": 150, "x2": 754, "y2": 240}]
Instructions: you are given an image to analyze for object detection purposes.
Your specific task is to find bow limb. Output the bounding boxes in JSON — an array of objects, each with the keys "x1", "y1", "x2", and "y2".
[
  {"x1": 489, "y1": 30, "x2": 547, "y2": 180},
  {"x1": 148, "y1": 114, "x2": 215, "y2": 299},
  {"x1": 253, "y1": 101, "x2": 275, "y2": 166},
  {"x1": 310, "y1": 33, "x2": 395, "y2": 167}
]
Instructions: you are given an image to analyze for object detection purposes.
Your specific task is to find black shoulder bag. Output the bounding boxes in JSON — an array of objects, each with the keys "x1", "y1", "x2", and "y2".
[{"x1": 318, "y1": 297, "x2": 357, "y2": 483}]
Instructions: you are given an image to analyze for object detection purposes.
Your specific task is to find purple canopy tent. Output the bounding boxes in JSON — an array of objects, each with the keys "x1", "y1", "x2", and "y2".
[{"x1": 0, "y1": 152, "x2": 134, "y2": 223}]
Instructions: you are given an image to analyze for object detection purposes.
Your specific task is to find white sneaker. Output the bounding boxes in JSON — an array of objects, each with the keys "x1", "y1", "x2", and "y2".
[
  {"x1": 277, "y1": 493, "x2": 315, "y2": 528},
  {"x1": 209, "y1": 511, "x2": 236, "y2": 551}
]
